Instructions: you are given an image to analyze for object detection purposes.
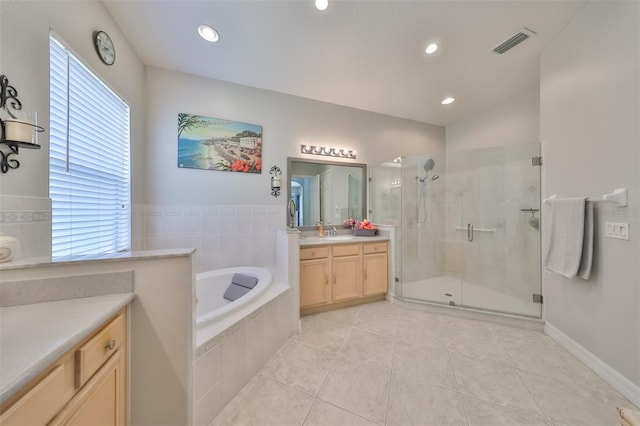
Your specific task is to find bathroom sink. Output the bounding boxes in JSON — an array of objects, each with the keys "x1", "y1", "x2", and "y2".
[{"x1": 325, "y1": 235, "x2": 354, "y2": 241}]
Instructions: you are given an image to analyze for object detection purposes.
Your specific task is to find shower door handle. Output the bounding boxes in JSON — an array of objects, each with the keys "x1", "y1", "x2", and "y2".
[{"x1": 467, "y1": 223, "x2": 474, "y2": 242}]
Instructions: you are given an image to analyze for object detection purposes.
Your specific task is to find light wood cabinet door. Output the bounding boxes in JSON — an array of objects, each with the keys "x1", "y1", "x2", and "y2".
[
  {"x1": 363, "y1": 253, "x2": 388, "y2": 296},
  {"x1": 332, "y1": 256, "x2": 361, "y2": 301},
  {"x1": 50, "y1": 349, "x2": 125, "y2": 426},
  {"x1": 300, "y1": 258, "x2": 330, "y2": 308}
]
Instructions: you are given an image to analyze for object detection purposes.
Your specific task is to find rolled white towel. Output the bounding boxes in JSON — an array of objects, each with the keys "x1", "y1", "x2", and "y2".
[{"x1": 618, "y1": 406, "x2": 640, "y2": 426}]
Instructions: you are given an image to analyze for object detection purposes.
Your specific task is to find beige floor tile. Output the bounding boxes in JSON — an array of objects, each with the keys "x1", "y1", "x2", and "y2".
[
  {"x1": 451, "y1": 354, "x2": 543, "y2": 416},
  {"x1": 386, "y1": 373, "x2": 467, "y2": 426},
  {"x1": 444, "y1": 328, "x2": 513, "y2": 365},
  {"x1": 462, "y1": 394, "x2": 551, "y2": 426},
  {"x1": 303, "y1": 400, "x2": 379, "y2": 426},
  {"x1": 353, "y1": 302, "x2": 404, "y2": 336},
  {"x1": 298, "y1": 317, "x2": 351, "y2": 352},
  {"x1": 313, "y1": 305, "x2": 360, "y2": 325},
  {"x1": 261, "y1": 340, "x2": 336, "y2": 396},
  {"x1": 393, "y1": 341, "x2": 457, "y2": 390},
  {"x1": 519, "y1": 371, "x2": 632, "y2": 425},
  {"x1": 394, "y1": 315, "x2": 446, "y2": 349},
  {"x1": 210, "y1": 375, "x2": 267, "y2": 426},
  {"x1": 505, "y1": 340, "x2": 612, "y2": 390},
  {"x1": 217, "y1": 377, "x2": 314, "y2": 426},
  {"x1": 440, "y1": 315, "x2": 494, "y2": 338},
  {"x1": 339, "y1": 327, "x2": 395, "y2": 368},
  {"x1": 486, "y1": 323, "x2": 556, "y2": 348},
  {"x1": 318, "y1": 355, "x2": 391, "y2": 424}
]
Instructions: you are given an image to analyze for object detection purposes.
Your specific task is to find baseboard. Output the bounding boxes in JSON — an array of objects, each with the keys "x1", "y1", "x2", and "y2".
[{"x1": 545, "y1": 322, "x2": 640, "y2": 408}]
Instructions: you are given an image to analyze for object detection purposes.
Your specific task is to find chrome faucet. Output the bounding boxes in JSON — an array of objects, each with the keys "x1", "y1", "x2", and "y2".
[{"x1": 329, "y1": 226, "x2": 337, "y2": 237}]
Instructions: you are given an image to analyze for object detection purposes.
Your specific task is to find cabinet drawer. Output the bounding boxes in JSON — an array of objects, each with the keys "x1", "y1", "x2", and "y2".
[
  {"x1": 363, "y1": 242, "x2": 387, "y2": 254},
  {"x1": 0, "y1": 364, "x2": 67, "y2": 426},
  {"x1": 75, "y1": 314, "x2": 125, "y2": 388},
  {"x1": 332, "y1": 244, "x2": 360, "y2": 257},
  {"x1": 300, "y1": 246, "x2": 329, "y2": 260}
]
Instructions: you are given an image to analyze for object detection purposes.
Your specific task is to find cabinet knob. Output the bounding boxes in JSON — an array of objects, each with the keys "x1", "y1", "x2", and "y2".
[
  {"x1": 105, "y1": 339, "x2": 116, "y2": 351},
  {"x1": 311, "y1": 251, "x2": 316, "y2": 257}
]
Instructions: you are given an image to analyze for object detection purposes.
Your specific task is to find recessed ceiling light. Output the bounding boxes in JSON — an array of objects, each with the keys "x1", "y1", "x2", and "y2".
[
  {"x1": 425, "y1": 43, "x2": 438, "y2": 54},
  {"x1": 441, "y1": 97, "x2": 455, "y2": 105},
  {"x1": 315, "y1": 0, "x2": 329, "y2": 11},
  {"x1": 198, "y1": 25, "x2": 219, "y2": 43}
]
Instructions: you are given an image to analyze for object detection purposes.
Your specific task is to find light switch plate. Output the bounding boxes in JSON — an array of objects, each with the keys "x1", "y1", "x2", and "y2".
[{"x1": 605, "y1": 222, "x2": 630, "y2": 240}]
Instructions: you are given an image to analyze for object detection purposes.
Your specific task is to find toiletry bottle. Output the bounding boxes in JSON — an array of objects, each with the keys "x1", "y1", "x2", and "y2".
[{"x1": 317, "y1": 221, "x2": 324, "y2": 237}]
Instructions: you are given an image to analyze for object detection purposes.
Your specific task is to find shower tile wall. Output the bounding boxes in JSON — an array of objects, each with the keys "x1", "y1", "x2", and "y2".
[
  {"x1": 401, "y1": 159, "x2": 445, "y2": 284},
  {"x1": 133, "y1": 204, "x2": 285, "y2": 273}
]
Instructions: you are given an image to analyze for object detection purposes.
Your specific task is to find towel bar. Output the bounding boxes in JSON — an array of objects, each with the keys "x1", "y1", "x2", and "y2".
[
  {"x1": 454, "y1": 226, "x2": 496, "y2": 233},
  {"x1": 543, "y1": 188, "x2": 627, "y2": 208}
]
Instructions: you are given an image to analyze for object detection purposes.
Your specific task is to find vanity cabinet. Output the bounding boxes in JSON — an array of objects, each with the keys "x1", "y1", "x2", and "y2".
[
  {"x1": 0, "y1": 309, "x2": 128, "y2": 426},
  {"x1": 363, "y1": 243, "x2": 389, "y2": 296},
  {"x1": 331, "y1": 244, "x2": 362, "y2": 302},
  {"x1": 300, "y1": 240, "x2": 388, "y2": 314},
  {"x1": 300, "y1": 247, "x2": 331, "y2": 308}
]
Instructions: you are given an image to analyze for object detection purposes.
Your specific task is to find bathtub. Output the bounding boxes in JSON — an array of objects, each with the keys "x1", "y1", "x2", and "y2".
[
  {"x1": 196, "y1": 266, "x2": 272, "y2": 329},
  {"x1": 194, "y1": 265, "x2": 290, "y2": 352}
]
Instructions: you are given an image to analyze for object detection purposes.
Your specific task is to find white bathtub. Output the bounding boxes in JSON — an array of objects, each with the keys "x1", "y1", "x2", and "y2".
[{"x1": 196, "y1": 266, "x2": 272, "y2": 329}]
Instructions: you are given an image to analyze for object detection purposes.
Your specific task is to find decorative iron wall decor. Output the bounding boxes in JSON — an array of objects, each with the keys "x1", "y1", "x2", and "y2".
[{"x1": 178, "y1": 113, "x2": 262, "y2": 173}]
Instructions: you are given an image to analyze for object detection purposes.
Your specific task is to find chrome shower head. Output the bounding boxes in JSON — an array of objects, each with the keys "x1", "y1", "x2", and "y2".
[{"x1": 423, "y1": 158, "x2": 435, "y2": 173}]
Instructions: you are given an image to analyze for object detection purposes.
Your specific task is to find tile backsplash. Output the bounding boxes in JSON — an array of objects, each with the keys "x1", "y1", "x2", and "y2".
[
  {"x1": 0, "y1": 195, "x2": 52, "y2": 260},
  {"x1": 134, "y1": 204, "x2": 286, "y2": 273}
]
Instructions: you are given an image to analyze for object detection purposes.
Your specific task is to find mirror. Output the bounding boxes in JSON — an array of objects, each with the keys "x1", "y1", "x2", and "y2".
[{"x1": 287, "y1": 157, "x2": 367, "y2": 229}]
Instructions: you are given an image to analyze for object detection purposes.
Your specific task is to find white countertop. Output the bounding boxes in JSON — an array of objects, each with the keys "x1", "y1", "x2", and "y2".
[
  {"x1": 0, "y1": 293, "x2": 136, "y2": 404},
  {"x1": 300, "y1": 234, "x2": 390, "y2": 247}
]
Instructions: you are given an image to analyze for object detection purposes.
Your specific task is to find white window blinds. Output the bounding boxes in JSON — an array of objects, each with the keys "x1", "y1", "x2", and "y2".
[{"x1": 49, "y1": 36, "x2": 131, "y2": 257}]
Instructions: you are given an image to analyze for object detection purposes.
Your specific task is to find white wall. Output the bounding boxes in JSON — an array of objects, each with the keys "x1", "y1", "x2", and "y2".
[
  {"x1": 540, "y1": 0, "x2": 639, "y2": 391},
  {"x1": 144, "y1": 67, "x2": 444, "y2": 206},
  {"x1": 0, "y1": 0, "x2": 147, "y2": 259},
  {"x1": 446, "y1": 89, "x2": 539, "y2": 152}
]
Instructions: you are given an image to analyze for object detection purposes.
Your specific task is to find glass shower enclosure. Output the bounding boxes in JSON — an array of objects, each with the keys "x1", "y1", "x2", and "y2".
[{"x1": 370, "y1": 143, "x2": 542, "y2": 318}]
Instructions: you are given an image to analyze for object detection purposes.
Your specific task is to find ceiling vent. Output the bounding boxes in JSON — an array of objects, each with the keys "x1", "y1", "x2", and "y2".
[{"x1": 492, "y1": 28, "x2": 536, "y2": 54}]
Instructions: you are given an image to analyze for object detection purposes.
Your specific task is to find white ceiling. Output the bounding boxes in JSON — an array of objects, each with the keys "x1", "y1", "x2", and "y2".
[{"x1": 103, "y1": 0, "x2": 586, "y2": 126}]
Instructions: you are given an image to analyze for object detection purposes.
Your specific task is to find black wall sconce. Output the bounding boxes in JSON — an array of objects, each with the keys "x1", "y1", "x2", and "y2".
[
  {"x1": 0, "y1": 75, "x2": 44, "y2": 173},
  {"x1": 270, "y1": 165, "x2": 282, "y2": 197}
]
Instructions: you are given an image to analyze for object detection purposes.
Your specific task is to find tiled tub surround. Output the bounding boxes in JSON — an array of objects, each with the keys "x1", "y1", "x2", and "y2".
[
  {"x1": 193, "y1": 229, "x2": 301, "y2": 426},
  {"x1": 213, "y1": 301, "x2": 638, "y2": 426},
  {"x1": 133, "y1": 204, "x2": 286, "y2": 273},
  {"x1": 0, "y1": 195, "x2": 52, "y2": 260}
]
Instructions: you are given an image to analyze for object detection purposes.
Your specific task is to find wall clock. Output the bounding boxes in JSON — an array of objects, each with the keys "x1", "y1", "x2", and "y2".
[{"x1": 94, "y1": 31, "x2": 115, "y2": 66}]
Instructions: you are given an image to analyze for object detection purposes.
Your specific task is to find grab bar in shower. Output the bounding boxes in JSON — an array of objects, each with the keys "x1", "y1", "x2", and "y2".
[{"x1": 455, "y1": 226, "x2": 497, "y2": 233}]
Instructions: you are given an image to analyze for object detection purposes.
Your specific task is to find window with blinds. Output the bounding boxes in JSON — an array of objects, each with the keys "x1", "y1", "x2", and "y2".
[{"x1": 49, "y1": 35, "x2": 131, "y2": 258}]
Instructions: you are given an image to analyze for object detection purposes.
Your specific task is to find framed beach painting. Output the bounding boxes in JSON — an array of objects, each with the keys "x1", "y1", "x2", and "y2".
[{"x1": 178, "y1": 113, "x2": 262, "y2": 173}]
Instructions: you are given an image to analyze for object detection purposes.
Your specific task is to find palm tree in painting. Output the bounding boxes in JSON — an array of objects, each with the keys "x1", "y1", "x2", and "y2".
[{"x1": 178, "y1": 113, "x2": 202, "y2": 137}]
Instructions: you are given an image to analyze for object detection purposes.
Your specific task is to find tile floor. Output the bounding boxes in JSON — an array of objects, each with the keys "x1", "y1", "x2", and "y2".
[{"x1": 211, "y1": 301, "x2": 637, "y2": 426}]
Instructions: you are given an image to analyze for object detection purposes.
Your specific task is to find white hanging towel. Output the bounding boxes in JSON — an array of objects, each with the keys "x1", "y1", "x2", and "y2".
[{"x1": 543, "y1": 197, "x2": 593, "y2": 279}]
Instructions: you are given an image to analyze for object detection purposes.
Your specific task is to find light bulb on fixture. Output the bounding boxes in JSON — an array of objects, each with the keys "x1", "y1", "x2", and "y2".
[
  {"x1": 198, "y1": 25, "x2": 219, "y2": 43},
  {"x1": 315, "y1": 0, "x2": 329, "y2": 11},
  {"x1": 441, "y1": 97, "x2": 455, "y2": 105},
  {"x1": 425, "y1": 43, "x2": 438, "y2": 54}
]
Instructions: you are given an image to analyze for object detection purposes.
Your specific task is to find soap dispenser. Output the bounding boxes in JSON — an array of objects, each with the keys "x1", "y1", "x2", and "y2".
[{"x1": 317, "y1": 221, "x2": 324, "y2": 237}]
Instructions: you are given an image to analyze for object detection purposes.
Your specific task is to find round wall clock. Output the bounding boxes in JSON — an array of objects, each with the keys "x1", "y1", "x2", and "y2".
[{"x1": 94, "y1": 31, "x2": 116, "y2": 66}]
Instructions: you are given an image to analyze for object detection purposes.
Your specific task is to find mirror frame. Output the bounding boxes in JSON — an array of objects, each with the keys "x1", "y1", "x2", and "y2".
[{"x1": 287, "y1": 156, "x2": 367, "y2": 231}]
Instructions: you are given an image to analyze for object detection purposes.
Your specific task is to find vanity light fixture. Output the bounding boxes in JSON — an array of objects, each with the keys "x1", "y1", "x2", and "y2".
[
  {"x1": 198, "y1": 25, "x2": 220, "y2": 43},
  {"x1": 315, "y1": 0, "x2": 329, "y2": 11},
  {"x1": 441, "y1": 97, "x2": 456, "y2": 105},
  {"x1": 425, "y1": 43, "x2": 438, "y2": 54},
  {"x1": 300, "y1": 144, "x2": 356, "y2": 159}
]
